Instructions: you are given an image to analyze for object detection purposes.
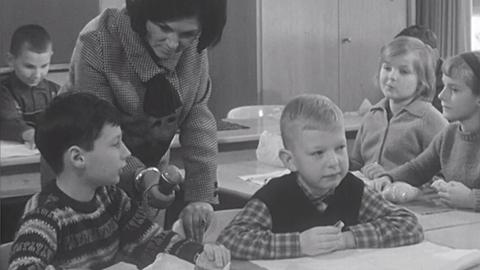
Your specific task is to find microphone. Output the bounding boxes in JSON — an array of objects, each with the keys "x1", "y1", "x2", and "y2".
[{"x1": 158, "y1": 165, "x2": 183, "y2": 194}]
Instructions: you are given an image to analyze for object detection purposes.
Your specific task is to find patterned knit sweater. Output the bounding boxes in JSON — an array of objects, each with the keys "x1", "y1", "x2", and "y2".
[
  {"x1": 387, "y1": 122, "x2": 480, "y2": 211},
  {"x1": 8, "y1": 182, "x2": 203, "y2": 270}
]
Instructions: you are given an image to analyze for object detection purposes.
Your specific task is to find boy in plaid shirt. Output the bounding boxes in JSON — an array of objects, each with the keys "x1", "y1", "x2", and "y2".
[{"x1": 217, "y1": 94, "x2": 423, "y2": 260}]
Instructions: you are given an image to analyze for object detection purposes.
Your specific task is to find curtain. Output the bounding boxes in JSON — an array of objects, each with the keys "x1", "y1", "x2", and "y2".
[{"x1": 416, "y1": 0, "x2": 472, "y2": 58}]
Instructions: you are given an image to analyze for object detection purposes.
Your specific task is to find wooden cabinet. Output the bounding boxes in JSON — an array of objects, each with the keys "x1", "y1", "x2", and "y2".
[
  {"x1": 261, "y1": 0, "x2": 408, "y2": 111},
  {"x1": 261, "y1": 0, "x2": 339, "y2": 106},
  {"x1": 209, "y1": 0, "x2": 410, "y2": 117},
  {"x1": 208, "y1": 0, "x2": 260, "y2": 119},
  {"x1": 338, "y1": 0, "x2": 408, "y2": 110}
]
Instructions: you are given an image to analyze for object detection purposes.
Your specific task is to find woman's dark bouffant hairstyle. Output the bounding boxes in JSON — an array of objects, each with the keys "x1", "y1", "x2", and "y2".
[{"x1": 126, "y1": 0, "x2": 226, "y2": 53}]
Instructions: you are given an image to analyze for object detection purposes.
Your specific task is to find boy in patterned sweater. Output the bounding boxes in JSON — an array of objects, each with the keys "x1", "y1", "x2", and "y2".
[
  {"x1": 8, "y1": 92, "x2": 230, "y2": 269},
  {"x1": 217, "y1": 94, "x2": 423, "y2": 260}
]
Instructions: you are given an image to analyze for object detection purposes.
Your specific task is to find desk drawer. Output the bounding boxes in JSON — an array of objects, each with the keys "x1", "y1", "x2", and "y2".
[{"x1": 0, "y1": 172, "x2": 41, "y2": 198}]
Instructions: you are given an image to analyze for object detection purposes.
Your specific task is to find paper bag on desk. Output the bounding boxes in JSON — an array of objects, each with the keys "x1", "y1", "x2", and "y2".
[
  {"x1": 382, "y1": 182, "x2": 422, "y2": 203},
  {"x1": 256, "y1": 131, "x2": 284, "y2": 167}
]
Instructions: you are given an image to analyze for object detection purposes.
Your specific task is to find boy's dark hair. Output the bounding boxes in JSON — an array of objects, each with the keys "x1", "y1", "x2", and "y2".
[
  {"x1": 9, "y1": 24, "x2": 52, "y2": 57},
  {"x1": 126, "y1": 0, "x2": 226, "y2": 52},
  {"x1": 395, "y1": 25, "x2": 438, "y2": 49},
  {"x1": 35, "y1": 92, "x2": 120, "y2": 174}
]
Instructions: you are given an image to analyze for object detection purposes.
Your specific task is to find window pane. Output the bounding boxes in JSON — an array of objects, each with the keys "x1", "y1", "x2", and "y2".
[{"x1": 472, "y1": 0, "x2": 480, "y2": 50}]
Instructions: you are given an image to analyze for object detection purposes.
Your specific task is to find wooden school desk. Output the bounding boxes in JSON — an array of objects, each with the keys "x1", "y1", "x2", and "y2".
[
  {"x1": 214, "y1": 157, "x2": 480, "y2": 270},
  {"x1": 216, "y1": 155, "x2": 480, "y2": 233}
]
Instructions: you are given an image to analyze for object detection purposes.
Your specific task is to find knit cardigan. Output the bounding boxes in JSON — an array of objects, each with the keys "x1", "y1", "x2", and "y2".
[{"x1": 350, "y1": 98, "x2": 447, "y2": 172}]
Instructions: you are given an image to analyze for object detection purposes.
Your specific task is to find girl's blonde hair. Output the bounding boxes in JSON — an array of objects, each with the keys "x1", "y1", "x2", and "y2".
[
  {"x1": 379, "y1": 36, "x2": 437, "y2": 101},
  {"x1": 442, "y1": 51, "x2": 480, "y2": 96}
]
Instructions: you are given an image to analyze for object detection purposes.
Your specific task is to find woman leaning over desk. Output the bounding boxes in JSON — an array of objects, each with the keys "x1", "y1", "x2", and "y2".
[{"x1": 63, "y1": 0, "x2": 227, "y2": 242}]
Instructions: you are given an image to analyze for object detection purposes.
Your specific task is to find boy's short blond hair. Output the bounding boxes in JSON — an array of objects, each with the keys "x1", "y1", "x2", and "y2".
[{"x1": 280, "y1": 94, "x2": 344, "y2": 149}]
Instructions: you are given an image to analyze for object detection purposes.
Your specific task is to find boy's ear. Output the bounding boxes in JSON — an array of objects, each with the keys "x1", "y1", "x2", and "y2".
[
  {"x1": 67, "y1": 146, "x2": 86, "y2": 169},
  {"x1": 279, "y1": 148, "x2": 297, "y2": 171}
]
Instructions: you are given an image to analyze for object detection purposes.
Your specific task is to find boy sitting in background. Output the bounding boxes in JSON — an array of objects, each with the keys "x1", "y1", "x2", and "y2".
[
  {"x1": 0, "y1": 24, "x2": 59, "y2": 147},
  {"x1": 217, "y1": 94, "x2": 423, "y2": 260},
  {"x1": 8, "y1": 92, "x2": 230, "y2": 270}
]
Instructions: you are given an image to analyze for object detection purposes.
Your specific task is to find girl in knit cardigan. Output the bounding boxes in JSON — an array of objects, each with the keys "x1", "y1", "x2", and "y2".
[{"x1": 349, "y1": 36, "x2": 447, "y2": 179}]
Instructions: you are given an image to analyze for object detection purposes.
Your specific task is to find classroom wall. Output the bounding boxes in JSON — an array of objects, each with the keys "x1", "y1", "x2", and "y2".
[
  {"x1": 0, "y1": 0, "x2": 100, "y2": 67},
  {"x1": 99, "y1": 0, "x2": 124, "y2": 11}
]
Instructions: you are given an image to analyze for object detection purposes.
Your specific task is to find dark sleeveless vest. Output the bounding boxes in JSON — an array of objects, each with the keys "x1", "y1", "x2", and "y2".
[{"x1": 252, "y1": 172, "x2": 364, "y2": 233}]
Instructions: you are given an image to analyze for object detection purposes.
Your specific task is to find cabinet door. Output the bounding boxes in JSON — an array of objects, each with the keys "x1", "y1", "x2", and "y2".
[
  {"x1": 261, "y1": 0, "x2": 339, "y2": 105},
  {"x1": 208, "y1": 0, "x2": 259, "y2": 119},
  {"x1": 339, "y1": 0, "x2": 407, "y2": 111}
]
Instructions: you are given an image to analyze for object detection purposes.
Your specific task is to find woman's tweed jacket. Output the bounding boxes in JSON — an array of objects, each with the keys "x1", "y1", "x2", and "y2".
[{"x1": 64, "y1": 8, "x2": 218, "y2": 203}]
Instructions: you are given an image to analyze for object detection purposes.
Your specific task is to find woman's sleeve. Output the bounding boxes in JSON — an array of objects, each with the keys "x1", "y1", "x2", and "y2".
[
  {"x1": 64, "y1": 30, "x2": 112, "y2": 102},
  {"x1": 178, "y1": 52, "x2": 219, "y2": 204}
]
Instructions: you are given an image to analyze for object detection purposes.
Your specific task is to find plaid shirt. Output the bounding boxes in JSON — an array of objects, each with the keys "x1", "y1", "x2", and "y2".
[
  {"x1": 217, "y1": 185, "x2": 423, "y2": 260},
  {"x1": 64, "y1": 8, "x2": 218, "y2": 203}
]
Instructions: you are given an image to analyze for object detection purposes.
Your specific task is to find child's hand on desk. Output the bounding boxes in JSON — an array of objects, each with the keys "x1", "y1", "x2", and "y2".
[
  {"x1": 195, "y1": 243, "x2": 230, "y2": 270},
  {"x1": 361, "y1": 162, "x2": 386, "y2": 179},
  {"x1": 300, "y1": 225, "x2": 353, "y2": 256},
  {"x1": 371, "y1": 176, "x2": 392, "y2": 192},
  {"x1": 436, "y1": 181, "x2": 475, "y2": 210}
]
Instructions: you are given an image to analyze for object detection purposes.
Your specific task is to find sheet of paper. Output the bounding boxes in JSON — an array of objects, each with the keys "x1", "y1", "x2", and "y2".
[
  {"x1": 143, "y1": 253, "x2": 194, "y2": 270},
  {"x1": 144, "y1": 253, "x2": 230, "y2": 270},
  {"x1": 251, "y1": 241, "x2": 480, "y2": 270},
  {"x1": 103, "y1": 262, "x2": 138, "y2": 270},
  {"x1": 0, "y1": 140, "x2": 39, "y2": 158},
  {"x1": 239, "y1": 169, "x2": 290, "y2": 186}
]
